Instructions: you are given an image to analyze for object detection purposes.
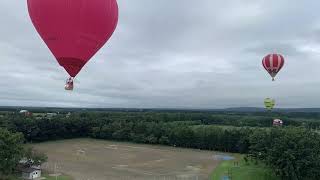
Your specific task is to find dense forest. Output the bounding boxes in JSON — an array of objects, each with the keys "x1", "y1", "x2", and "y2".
[{"x1": 0, "y1": 110, "x2": 320, "y2": 179}]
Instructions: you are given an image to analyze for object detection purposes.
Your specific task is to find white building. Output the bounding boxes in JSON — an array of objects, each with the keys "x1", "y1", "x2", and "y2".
[
  {"x1": 19, "y1": 110, "x2": 33, "y2": 117},
  {"x1": 46, "y1": 113, "x2": 57, "y2": 118},
  {"x1": 21, "y1": 167, "x2": 41, "y2": 180},
  {"x1": 19, "y1": 110, "x2": 29, "y2": 113}
]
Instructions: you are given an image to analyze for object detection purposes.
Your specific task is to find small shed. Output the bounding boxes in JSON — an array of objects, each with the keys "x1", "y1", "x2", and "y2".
[{"x1": 21, "y1": 167, "x2": 41, "y2": 180}]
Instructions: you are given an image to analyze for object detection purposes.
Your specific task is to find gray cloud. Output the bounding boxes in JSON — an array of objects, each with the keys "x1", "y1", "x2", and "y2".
[{"x1": 1, "y1": 0, "x2": 320, "y2": 108}]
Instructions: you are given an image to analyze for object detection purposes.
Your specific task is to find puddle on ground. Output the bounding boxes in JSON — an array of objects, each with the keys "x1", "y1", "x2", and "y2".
[{"x1": 213, "y1": 154, "x2": 235, "y2": 161}]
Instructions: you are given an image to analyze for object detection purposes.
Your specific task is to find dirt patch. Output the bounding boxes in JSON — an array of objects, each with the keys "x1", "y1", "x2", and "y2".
[{"x1": 34, "y1": 138, "x2": 220, "y2": 180}]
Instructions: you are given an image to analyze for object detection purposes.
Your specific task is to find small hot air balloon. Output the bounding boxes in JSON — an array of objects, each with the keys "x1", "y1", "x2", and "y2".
[
  {"x1": 273, "y1": 119, "x2": 283, "y2": 126},
  {"x1": 262, "y1": 54, "x2": 285, "y2": 81},
  {"x1": 27, "y1": 0, "x2": 119, "y2": 90},
  {"x1": 264, "y1": 98, "x2": 275, "y2": 111}
]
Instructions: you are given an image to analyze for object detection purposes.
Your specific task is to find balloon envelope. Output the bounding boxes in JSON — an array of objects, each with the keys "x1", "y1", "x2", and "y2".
[
  {"x1": 27, "y1": 0, "x2": 119, "y2": 77},
  {"x1": 273, "y1": 119, "x2": 283, "y2": 126},
  {"x1": 262, "y1": 54, "x2": 285, "y2": 81},
  {"x1": 264, "y1": 98, "x2": 275, "y2": 110}
]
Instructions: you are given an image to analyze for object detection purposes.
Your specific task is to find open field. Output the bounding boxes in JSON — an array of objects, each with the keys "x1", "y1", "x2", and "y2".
[
  {"x1": 211, "y1": 154, "x2": 279, "y2": 180},
  {"x1": 43, "y1": 174, "x2": 73, "y2": 180},
  {"x1": 32, "y1": 139, "x2": 220, "y2": 180}
]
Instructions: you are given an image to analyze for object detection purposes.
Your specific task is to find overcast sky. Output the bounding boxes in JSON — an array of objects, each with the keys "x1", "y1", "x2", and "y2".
[{"x1": 1, "y1": 0, "x2": 320, "y2": 108}]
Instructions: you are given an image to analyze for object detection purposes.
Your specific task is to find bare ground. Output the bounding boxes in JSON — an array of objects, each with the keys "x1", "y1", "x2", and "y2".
[{"x1": 33, "y1": 138, "x2": 220, "y2": 180}]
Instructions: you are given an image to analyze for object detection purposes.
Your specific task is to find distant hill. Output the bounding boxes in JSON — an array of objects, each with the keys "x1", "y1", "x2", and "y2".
[
  {"x1": 223, "y1": 107, "x2": 265, "y2": 112},
  {"x1": 224, "y1": 107, "x2": 320, "y2": 113},
  {"x1": 1, "y1": 106, "x2": 320, "y2": 113}
]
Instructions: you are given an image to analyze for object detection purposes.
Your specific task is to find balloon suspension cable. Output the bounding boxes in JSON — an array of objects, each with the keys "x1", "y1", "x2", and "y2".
[{"x1": 65, "y1": 76, "x2": 74, "y2": 91}]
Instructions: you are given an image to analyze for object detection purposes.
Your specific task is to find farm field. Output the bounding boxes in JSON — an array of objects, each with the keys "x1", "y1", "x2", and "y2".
[
  {"x1": 32, "y1": 138, "x2": 220, "y2": 180},
  {"x1": 43, "y1": 174, "x2": 73, "y2": 180}
]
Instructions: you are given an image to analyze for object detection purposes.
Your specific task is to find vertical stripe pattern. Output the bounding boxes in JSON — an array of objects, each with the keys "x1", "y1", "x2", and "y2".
[{"x1": 262, "y1": 53, "x2": 285, "y2": 80}]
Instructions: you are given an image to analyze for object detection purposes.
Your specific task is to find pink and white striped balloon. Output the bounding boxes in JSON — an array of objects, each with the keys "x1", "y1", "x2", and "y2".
[{"x1": 262, "y1": 54, "x2": 285, "y2": 81}]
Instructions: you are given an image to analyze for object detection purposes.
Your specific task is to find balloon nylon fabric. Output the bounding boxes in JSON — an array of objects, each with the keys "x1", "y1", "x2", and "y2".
[
  {"x1": 262, "y1": 54, "x2": 285, "y2": 78},
  {"x1": 264, "y1": 98, "x2": 275, "y2": 110},
  {"x1": 27, "y1": 0, "x2": 119, "y2": 77}
]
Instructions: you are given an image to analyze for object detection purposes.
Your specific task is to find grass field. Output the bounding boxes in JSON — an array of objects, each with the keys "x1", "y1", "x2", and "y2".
[
  {"x1": 32, "y1": 138, "x2": 220, "y2": 180},
  {"x1": 210, "y1": 154, "x2": 279, "y2": 180},
  {"x1": 9, "y1": 173, "x2": 72, "y2": 180},
  {"x1": 43, "y1": 174, "x2": 73, "y2": 180}
]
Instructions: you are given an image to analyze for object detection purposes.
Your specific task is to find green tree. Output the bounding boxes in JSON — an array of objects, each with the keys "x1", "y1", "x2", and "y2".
[
  {"x1": 0, "y1": 128, "x2": 24, "y2": 175},
  {"x1": 22, "y1": 147, "x2": 48, "y2": 168},
  {"x1": 249, "y1": 127, "x2": 320, "y2": 180}
]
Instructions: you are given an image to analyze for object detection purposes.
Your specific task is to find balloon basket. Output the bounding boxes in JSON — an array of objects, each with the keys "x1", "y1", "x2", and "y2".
[{"x1": 65, "y1": 77, "x2": 74, "y2": 91}]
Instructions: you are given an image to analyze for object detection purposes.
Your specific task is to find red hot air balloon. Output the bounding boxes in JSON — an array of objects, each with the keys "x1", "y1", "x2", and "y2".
[
  {"x1": 27, "y1": 0, "x2": 119, "y2": 90},
  {"x1": 262, "y1": 54, "x2": 285, "y2": 81}
]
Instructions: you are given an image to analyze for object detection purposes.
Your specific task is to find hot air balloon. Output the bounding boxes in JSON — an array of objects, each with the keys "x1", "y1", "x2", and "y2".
[
  {"x1": 262, "y1": 54, "x2": 285, "y2": 81},
  {"x1": 27, "y1": 0, "x2": 119, "y2": 90},
  {"x1": 273, "y1": 119, "x2": 283, "y2": 126},
  {"x1": 264, "y1": 98, "x2": 275, "y2": 111}
]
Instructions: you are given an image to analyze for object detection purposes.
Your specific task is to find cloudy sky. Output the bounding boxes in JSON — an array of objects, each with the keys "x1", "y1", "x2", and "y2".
[{"x1": 1, "y1": 0, "x2": 320, "y2": 108}]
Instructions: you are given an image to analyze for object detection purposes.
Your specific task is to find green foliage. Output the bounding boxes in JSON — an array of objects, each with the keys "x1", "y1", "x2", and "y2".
[
  {"x1": 211, "y1": 155, "x2": 279, "y2": 180},
  {"x1": 0, "y1": 128, "x2": 24, "y2": 175},
  {"x1": 248, "y1": 127, "x2": 320, "y2": 180},
  {"x1": 22, "y1": 147, "x2": 48, "y2": 167},
  {"x1": 0, "y1": 174, "x2": 20, "y2": 180}
]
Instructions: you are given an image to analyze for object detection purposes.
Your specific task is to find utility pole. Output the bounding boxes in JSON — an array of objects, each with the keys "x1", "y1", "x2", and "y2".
[{"x1": 54, "y1": 163, "x2": 58, "y2": 180}]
